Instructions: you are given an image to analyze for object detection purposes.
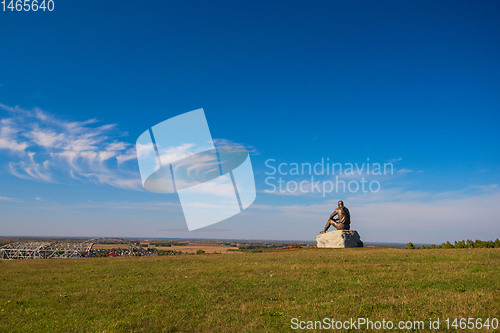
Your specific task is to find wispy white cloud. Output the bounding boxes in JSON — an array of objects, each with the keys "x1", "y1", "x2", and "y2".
[
  {"x1": 79, "y1": 172, "x2": 143, "y2": 190},
  {"x1": 388, "y1": 157, "x2": 403, "y2": 163},
  {"x1": 213, "y1": 138, "x2": 258, "y2": 155},
  {"x1": 157, "y1": 143, "x2": 202, "y2": 165},
  {"x1": 0, "y1": 196, "x2": 17, "y2": 202},
  {"x1": 0, "y1": 118, "x2": 29, "y2": 152},
  {"x1": 472, "y1": 184, "x2": 498, "y2": 191},
  {"x1": 31, "y1": 199, "x2": 181, "y2": 211},
  {"x1": 0, "y1": 103, "x2": 141, "y2": 190}
]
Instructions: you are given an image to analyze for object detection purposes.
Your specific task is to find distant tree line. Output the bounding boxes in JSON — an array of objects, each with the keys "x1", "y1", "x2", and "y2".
[
  {"x1": 239, "y1": 242, "x2": 309, "y2": 250},
  {"x1": 406, "y1": 239, "x2": 500, "y2": 249},
  {"x1": 149, "y1": 241, "x2": 189, "y2": 247},
  {"x1": 155, "y1": 249, "x2": 183, "y2": 255}
]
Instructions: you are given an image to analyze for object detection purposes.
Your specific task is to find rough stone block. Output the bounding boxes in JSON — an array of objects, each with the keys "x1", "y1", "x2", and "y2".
[{"x1": 316, "y1": 230, "x2": 363, "y2": 248}]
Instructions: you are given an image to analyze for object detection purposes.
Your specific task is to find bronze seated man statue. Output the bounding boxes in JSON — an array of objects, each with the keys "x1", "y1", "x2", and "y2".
[{"x1": 320, "y1": 200, "x2": 350, "y2": 233}]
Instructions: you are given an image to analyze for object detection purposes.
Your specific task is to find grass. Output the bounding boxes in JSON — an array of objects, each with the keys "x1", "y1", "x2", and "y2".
[{"x1": 0, "y1": 247, "x2": 499, "y2": 332}]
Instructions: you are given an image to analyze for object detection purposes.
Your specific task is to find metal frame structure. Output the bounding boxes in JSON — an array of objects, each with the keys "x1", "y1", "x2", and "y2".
[{"x1": 0, "y1": 238, "x2": 146, "y2": 260}]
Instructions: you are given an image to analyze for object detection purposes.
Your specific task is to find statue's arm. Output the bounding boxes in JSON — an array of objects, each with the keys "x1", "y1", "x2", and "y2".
[{"x1": 329, "y1": 211, "x2": 338, "y2": 220}]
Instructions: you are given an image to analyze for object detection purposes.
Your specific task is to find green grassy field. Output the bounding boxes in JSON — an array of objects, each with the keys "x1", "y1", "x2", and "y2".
[{"x1": 1, "y1": 247, "x2": 499, "y2": 332}]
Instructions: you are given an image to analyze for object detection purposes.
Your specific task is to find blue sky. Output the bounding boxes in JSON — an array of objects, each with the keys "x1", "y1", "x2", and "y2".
[{"x1": 1, "y1": 0, "x2": 499, "y2": 243}]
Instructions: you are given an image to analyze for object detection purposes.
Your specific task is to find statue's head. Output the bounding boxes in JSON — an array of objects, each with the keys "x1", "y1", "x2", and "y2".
[{"x1": 338, "y1": 200, "x2": 344, "y2": 207}]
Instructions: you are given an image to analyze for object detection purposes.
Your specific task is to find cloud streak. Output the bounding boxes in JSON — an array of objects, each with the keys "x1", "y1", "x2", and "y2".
[
  {"x1": 213, "y1": 138, "x2": 258, "y2": 155},
  {"x1": 0, "y1": 196, "x2": 18, "y2": 202},
  {"x1": 0, "y1": 103, "x2": 142, "y2": 190}
]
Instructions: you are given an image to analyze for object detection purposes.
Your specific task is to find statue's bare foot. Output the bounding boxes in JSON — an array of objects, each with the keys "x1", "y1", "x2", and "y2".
[{"x1": 319, "y1": 231, "x2": 325, "y2": 234}]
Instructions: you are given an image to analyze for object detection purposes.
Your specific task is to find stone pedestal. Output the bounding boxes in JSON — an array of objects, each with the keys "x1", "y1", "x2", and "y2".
[{"x1": 316, "y1": 230, "x2": 363, "y2": 248}]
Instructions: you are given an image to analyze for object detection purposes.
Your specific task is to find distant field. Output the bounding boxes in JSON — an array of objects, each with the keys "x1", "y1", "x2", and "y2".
[
  {"x1": 154, "y1": 243, "x2": 235, "y2": 254},
  {"x1": 92, "y1": 242, "x2": 235, "y2": 253},
  {"x1": 1, "y1": 248, "x2": 499, "y2": 332}
]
